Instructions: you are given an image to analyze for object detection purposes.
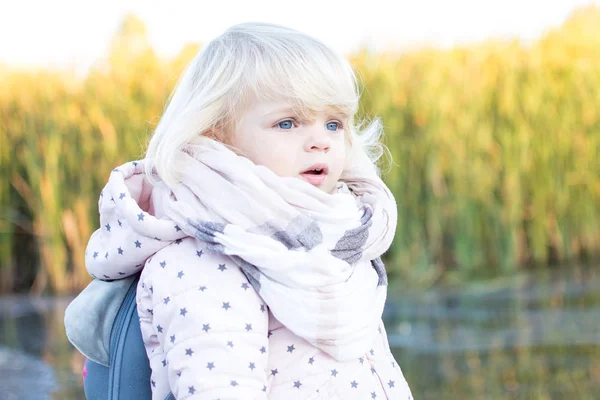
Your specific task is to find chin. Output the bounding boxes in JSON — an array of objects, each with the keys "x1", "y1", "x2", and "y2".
[{"x1": 323, "y1": 183, "x2": 336, "y2": 194}]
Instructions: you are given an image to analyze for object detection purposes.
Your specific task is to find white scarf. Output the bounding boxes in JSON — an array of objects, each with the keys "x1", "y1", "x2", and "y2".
[{"x1": 164, "y1": 137, "x2": 397, "y2": 361}]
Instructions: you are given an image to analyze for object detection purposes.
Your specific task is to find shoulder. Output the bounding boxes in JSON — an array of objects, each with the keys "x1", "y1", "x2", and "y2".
[{"x1": 139, "y1": 237, "x2": 253, "y2": 299}]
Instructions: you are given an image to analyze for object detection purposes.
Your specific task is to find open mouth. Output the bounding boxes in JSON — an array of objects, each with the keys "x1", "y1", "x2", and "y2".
[
  {"x1": 303, "y1": 168, "x2": 325, "y2": 175},
  {"x1": 300, "y1": 164, "x2": 328, "y2": 185}
]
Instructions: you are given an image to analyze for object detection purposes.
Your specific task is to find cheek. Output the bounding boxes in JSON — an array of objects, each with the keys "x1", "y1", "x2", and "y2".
[
  {"x1": 333, "y1": 138, "x2": 349, "y2": 174},
  {"x1": 249, "y1": 141, "x2": 298, "y2": 177}
]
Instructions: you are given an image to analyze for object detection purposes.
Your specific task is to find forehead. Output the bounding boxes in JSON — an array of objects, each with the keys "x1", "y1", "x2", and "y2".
[
  {"x1": 231, "y1": 57, "x2": 359, "y2": 124},
  {"x1": 243, "y1": 101, "x2": 288, "y2": 117}
]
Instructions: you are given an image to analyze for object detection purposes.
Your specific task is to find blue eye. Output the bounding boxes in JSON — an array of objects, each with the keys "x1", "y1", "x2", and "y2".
[
  {"x1": 278, "y1": 120, "x2": 294, "y2": 129},
  {"x1": 326, "y1": 121, "x2": 341, "y2": 131}
]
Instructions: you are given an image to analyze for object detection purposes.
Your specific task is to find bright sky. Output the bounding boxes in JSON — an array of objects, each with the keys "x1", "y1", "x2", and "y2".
[{"x1": 0, "y1": 0, "x2": 598, "y2": 75}]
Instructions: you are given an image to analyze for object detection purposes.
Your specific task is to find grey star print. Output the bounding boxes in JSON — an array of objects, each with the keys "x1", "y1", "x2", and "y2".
[{"x1": 84, "y1": 181, "x2": 416, "y2": 400}]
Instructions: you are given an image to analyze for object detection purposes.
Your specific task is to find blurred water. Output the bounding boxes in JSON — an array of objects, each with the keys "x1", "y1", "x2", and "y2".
[
  {"x1": 0, "y1": 266, "x2": 598, "y2": 399},
  {"x1": 386, "y1": 266, "x2": 600, "y2": 399},
  {"x1": 0, "y1": 296, "x2": 83, "y2": 399}
]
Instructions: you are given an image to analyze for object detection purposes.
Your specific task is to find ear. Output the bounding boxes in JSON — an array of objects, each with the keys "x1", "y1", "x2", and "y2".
[{"x1": 204, "y1": 125, "x2": 229, "y2": 144}]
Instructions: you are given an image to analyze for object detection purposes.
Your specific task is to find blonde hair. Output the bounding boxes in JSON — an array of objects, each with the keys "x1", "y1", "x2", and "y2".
[{"x1": 145, "y1": 22, "x2": 388, "y2": 186}]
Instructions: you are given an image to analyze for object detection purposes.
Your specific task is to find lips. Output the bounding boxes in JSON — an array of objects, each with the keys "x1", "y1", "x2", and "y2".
[
  {"x1": 300, "y1": 163, "x2": 328, "y2": 186},
  {"x1": 300, "y1": 163, "x2": 329, "y2": 175}
]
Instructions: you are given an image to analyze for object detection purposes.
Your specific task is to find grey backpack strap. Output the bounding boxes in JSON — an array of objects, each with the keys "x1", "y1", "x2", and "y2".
[{"x1": 64, "y1": 275, "x2": 138, "y2": 367}]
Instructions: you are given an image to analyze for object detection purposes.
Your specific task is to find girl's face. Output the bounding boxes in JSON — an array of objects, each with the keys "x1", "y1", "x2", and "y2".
[{"x1": 231, "y1": 101, "x2": 348, "y2": 194}]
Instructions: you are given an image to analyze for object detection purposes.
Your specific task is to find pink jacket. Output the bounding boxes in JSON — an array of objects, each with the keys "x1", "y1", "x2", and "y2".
[{"x1": 86, "y1": 163, "x2": 414, "y2": 399}]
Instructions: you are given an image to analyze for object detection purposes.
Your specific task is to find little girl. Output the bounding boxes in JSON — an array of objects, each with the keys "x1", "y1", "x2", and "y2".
[{"x1": 85, "y1": 22, "x2": 413, "y2": 399}]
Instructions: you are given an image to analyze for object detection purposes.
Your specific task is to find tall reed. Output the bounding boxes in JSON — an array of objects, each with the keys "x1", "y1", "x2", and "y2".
[{"x1": 0, "y1": 9, "x2": 598, "y2": 293}]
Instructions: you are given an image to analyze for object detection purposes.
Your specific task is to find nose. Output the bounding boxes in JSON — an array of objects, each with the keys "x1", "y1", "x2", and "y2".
[{"x1": 304, "y1": 127, "x2": 331, "y2": 153}]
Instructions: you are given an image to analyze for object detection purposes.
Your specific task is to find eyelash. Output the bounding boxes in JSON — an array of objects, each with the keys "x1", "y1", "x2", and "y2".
[{"x1": 275, "y1": 119, "x2": 344, "y2": 131}]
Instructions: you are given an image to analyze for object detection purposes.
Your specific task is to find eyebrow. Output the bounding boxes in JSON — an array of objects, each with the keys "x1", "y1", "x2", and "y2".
[
  {"x1": 262, "y1": 106, "x2": 352, "y2": 121},
  {"x1": 262, "y1": 107, "x2": 295, "y2": 118}
]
